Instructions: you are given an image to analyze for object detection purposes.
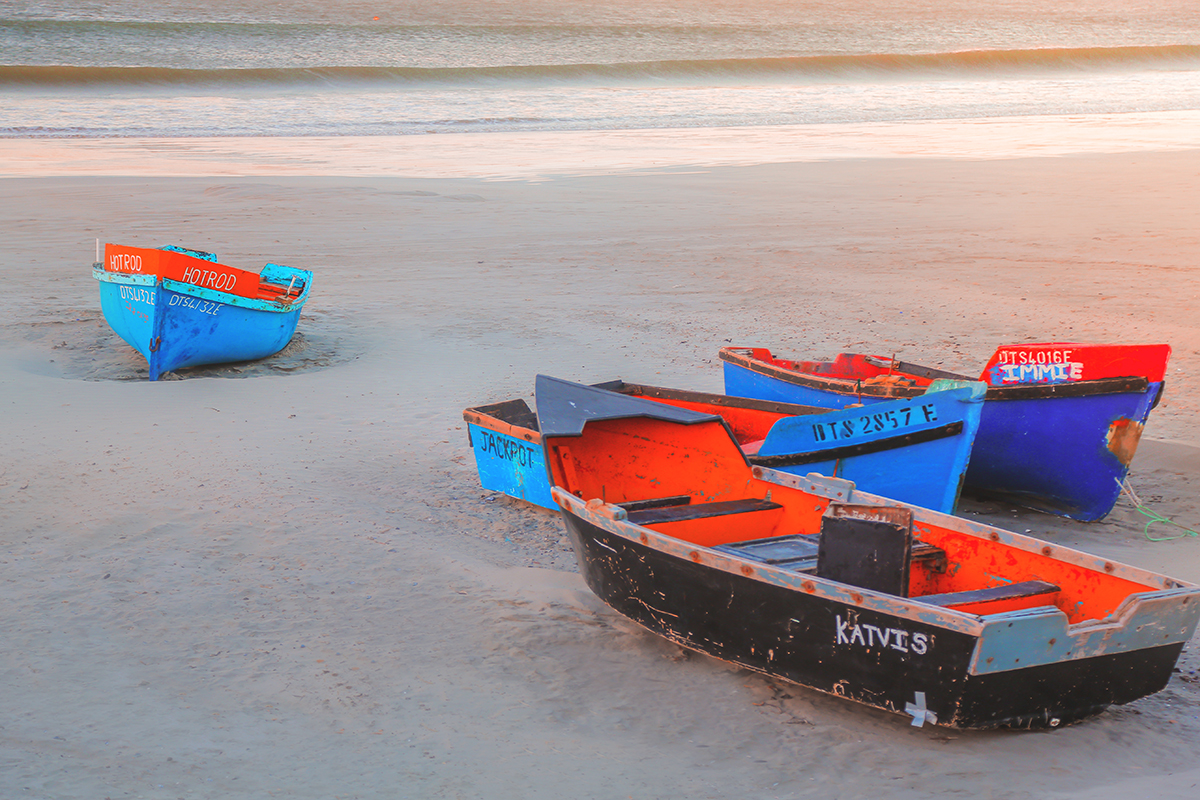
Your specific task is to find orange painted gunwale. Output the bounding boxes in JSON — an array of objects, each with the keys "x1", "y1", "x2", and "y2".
[
  {"x1": 544, "y1": 414, "x2": 1159, "y2": 625},
  {"x1": 103, "y1": 243, "x2": 265, "y2": 300}
]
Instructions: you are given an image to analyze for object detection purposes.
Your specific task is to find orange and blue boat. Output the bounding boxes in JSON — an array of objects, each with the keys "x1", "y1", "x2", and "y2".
[
  {"x1": 720, "y1": 343, "x2": 1171, "y2": 521},
  {"x1": 465, "y1": 379, "x2": 985, "y2": 514},
  {"x1": 94, "y1": 243, "x2": 312, "y2": 380},
  {"x1": 536, "y1": 375, "x2": 1199, "y2": 729}
]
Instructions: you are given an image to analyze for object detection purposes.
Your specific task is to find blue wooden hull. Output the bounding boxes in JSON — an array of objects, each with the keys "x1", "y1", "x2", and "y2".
[
  {"x1": 723, "y1": 359, "x2": 1164, "y2": 521},
  {"x1": 465, "y1": 381, "x2": 985, "y2": 514},
  {"x1": 466, "y1": 421, "x2": 555, "y2": 510},
  {"x1": 966, "y1": 386, "x2": 1162, "y2": 521},
  {"x1": 94, "y1": 264, "x2": 310, "y2": 380},
  {"x1": 754, "y1": 383, "x2": 985, "y2": 513}
]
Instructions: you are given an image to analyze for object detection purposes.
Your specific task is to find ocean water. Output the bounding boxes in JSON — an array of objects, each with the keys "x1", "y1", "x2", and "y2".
[{"x1": 2, "y1": 0, "x2": 1199, "y2": 140}]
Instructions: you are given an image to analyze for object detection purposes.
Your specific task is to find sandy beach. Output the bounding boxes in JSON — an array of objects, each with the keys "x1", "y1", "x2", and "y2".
[{"x1": 3, "y1": 138, "x2": 1200, "y2": 798}]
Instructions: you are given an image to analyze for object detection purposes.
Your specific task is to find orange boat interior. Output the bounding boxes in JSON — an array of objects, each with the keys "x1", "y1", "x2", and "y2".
[
  {"x1": 621, "y1": 392, "x2": 791, "y2": 450},
  {"x1": 545, "y1": 415, "x2": 1158, "y2": 625},
  {"x1": 743, "y1": 348, "x2": 938, "y2": 390}
]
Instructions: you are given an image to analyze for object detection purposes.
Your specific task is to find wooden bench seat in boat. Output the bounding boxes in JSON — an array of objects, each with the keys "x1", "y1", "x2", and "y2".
[
  {"x1": 712, "y1": 534, "x2": 821, "y2": 568},
  {"x1": 713, "y1": 534, "x2": 946, "y2": 576},
  {"x1": 621, "y1": 496, "x2": 783, "y2": 526},
  {"x1": 917, "y1": 580, "x2": 1062, "y2": 615},
  {"x1": 616, "y1": 496, "x2": 787, "y2": 548}
]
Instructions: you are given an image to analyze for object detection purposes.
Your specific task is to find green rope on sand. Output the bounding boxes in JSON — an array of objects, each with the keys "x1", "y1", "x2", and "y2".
[{"x1": 1116, "y1": 478, "x2": 1200, "y2": 542}]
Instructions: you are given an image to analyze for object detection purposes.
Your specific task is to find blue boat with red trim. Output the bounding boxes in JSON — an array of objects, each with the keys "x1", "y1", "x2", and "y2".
[
  {"x1": 465, "y1": 378, "x2": 986, "y2": 514},
  {"x1": 720, "y1": 343, "x2": 1171, "y2": 521},
  {"x1": 94, "y1": 243, "x2": 312, "y2": 380}
]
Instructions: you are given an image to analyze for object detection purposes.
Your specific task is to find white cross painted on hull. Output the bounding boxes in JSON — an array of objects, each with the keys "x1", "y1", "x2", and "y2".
[{"x1": 906, "y1": 691, "x2": 938, "y2": 727}]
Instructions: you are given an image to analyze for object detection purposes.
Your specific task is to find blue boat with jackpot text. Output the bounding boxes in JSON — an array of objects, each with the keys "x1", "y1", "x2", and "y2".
[
  {"x1": 464, "y1": 378, "x2": 986, "y2": 515},
  {"x1": 720, "y1": 343, "x2": 1171, "y2": 521},
  {"x1": 94, "y1": 243, "x2": 313, "y2": 380}
]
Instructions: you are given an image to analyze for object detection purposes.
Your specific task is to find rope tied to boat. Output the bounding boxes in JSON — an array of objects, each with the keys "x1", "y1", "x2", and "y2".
[
  {"x1": 862, "y1": 374, "x2": 916, "y2": 387},
  {"x1": 1116, "y1": 478, "x2": 1199, "y2": 542}
]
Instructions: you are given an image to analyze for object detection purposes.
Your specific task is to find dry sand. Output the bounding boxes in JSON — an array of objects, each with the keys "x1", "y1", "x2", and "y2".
[{"x1": 2, "y1": 139, "x2": 1200, "y2": 799}]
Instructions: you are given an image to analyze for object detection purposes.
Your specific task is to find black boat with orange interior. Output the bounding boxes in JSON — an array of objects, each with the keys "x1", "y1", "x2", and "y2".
[{"x1": 536, "y1": 375, "x2": 1199, "y2": 729}]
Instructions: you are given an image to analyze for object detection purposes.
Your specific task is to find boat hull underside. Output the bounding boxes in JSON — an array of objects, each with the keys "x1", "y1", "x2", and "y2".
[
  {"x1": 561, "y1": 510, "x2": 1181, "y2": 729},
  {"x1": 99, "y1": 279, "x2": 302, "y2": 380},
  {"x1": 964, "y1": 387, "x2": 1159, "y2": 520}
]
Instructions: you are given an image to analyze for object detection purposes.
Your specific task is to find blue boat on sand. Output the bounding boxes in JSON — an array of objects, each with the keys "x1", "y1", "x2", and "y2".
[
  {"x1": 720, "y1": 343, "x2": 1171, "y2": 522},
  {"x1": 464, "y1": 378, "x2": 986, "y2": 514},
  {"x1": 94, "y1": 243, "x2": 313, "y2": 381}
]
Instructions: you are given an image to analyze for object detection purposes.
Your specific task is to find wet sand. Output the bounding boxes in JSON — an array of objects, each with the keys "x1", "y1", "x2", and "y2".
[{"x1": 2, "y1": 139, "x2": 1200, "y2": 798}]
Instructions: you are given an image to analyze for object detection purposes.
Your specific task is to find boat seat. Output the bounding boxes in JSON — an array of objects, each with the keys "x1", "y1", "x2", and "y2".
[
  {"x1": 617, "y1": 495, "x2": 691, "y2": 512},
  {"x1": 712, "y1": 534, "x2": 821, "y2": 567},
  {"x1": 911, "y1": 541, "x2": 948, "y2": 573},
  {"x1": 714, "y1": 534, "x2": 946, "y2": 575},
  {"x1": 624, "y1": 497, "x2": 783, "y2": 526},
  {"x1": 918, "y1": 580, "x2": 1061, "y2": 615}
]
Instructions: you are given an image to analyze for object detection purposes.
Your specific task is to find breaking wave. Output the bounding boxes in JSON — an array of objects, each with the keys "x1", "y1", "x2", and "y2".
[{"x1": 4, "y1": 45, "x2": 1199, "y2": 90}]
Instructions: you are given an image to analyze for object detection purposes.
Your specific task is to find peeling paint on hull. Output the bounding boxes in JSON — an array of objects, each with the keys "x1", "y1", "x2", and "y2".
[
  {"x1": 1106, "y1": 417, "x2": 1145, "y2": 466},
  {"x1": 560, "y1": 507, "x2": 1187, "y2": 729}
]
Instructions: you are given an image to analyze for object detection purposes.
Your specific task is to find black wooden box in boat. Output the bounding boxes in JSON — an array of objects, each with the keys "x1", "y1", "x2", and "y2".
[{"x1": 535, "y1": 375, "x2": 1200, "y2": 730}]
